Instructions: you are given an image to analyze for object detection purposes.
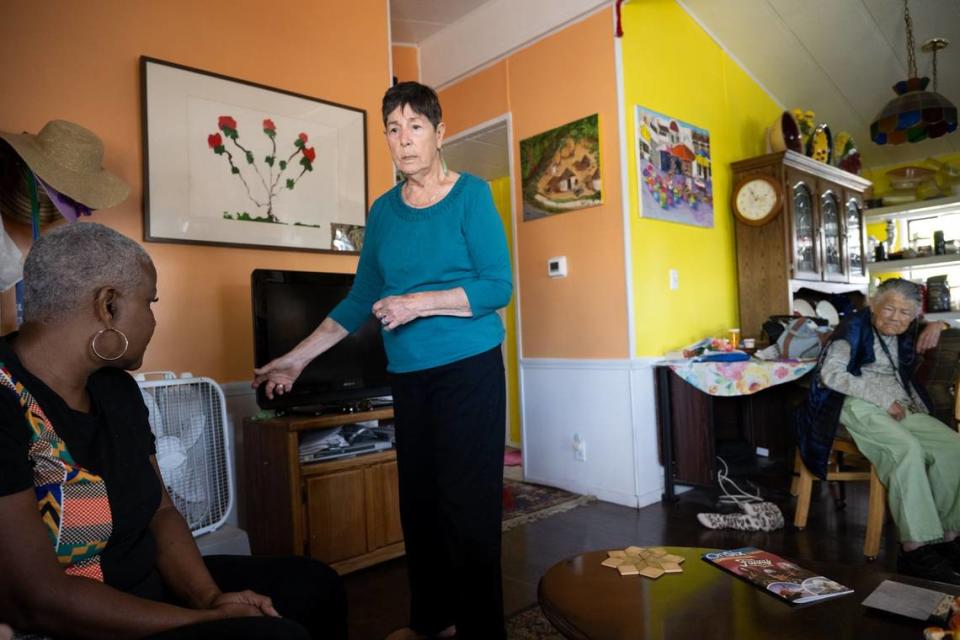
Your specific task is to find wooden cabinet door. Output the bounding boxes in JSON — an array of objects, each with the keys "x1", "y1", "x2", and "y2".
[
  {"x1": 365, "y1": 460, "x2": 403, "y2": 551},
  {"x1": 818, "y1": 181, "x2": 847, "y2": 282},
  {"x1": 786, "y1": 169, "x2": 820, "y2": 281},
  {"x1": 305, "y1": 469, "x2": 368, "y2": 563},
  {"x1": 663, "y1": 370, "x2": 715, "y2": 487}
]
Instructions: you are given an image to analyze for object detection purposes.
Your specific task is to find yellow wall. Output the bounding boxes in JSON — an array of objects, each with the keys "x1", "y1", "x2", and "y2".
[
  {"x1": 392, "y1": 45, "x2": 420, "y2": 83},
  {"x1": 0, "y1": 0, "x2": 394, "y2": 381},
  {"x1": 489, "y1": 177, "x2": 521, "y2": 443},
  {"x1": 621, "y1": 0, "x2": 782, "y2": 355}
]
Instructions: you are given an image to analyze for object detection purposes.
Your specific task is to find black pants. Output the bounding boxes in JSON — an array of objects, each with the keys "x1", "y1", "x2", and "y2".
[
  {"x1": 391, "y1": 346, "x2": 507, "y2": 640},
  {"x1": 143, "y1": 555, "x2": 347, "y2": 640}
]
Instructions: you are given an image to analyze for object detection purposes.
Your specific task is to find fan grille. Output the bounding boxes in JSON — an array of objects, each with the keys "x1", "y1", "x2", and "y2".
[{"x1": 138, "y1": 377, "x2": 232, "y2": 536}]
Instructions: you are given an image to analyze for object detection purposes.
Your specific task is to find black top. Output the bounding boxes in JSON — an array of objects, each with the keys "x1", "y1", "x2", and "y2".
[{"x1": 0, "y1": 334, "x2": 164, "y2": 597}]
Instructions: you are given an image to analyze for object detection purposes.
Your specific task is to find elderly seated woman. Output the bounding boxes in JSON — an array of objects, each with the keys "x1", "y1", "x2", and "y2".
[
  {"x1": 796, "y1": 278, "x2": 960, "y2": 585},
  {"x1": 0, "y1": 223, "x2": 346, "y2": 639}
]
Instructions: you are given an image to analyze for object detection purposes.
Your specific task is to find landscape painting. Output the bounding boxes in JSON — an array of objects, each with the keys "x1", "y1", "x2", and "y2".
[
  {"x1": 635, "y1": 106, "x2": 713, "y2": 228},
  {"x1": 520, "y1": 114, "x2": 601, "y2": 221}
]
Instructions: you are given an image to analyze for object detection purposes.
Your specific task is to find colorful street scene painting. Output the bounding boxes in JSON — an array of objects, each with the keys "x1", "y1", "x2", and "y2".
[
  {"x1": 635, "y1": 106, "x2": 713, "y2": 228},
  {"x1": 520, "y1": 114, "x2": 601, "y2": 221}
]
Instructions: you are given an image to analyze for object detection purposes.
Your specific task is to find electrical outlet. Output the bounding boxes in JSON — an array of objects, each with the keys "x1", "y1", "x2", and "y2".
[
  {"x1": 669, "y1": 269, "x2": 679, "y2": 290},
  {"x1": 573, "y1": 433, "x2": 586, "y2": 462}
]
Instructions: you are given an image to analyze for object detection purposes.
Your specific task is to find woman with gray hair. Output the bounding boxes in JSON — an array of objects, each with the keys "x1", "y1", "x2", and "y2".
[
  {"x1": 796, "y1": 278, "x2": 960, "y2": 584},
  {"x1": 0, "y1": 223, "x2": 345, "y2": 639}
]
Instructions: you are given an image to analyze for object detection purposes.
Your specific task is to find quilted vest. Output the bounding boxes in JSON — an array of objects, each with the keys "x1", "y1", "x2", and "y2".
[{"x1": 793, "y1": 309, "x2": 930, "y2": 479}]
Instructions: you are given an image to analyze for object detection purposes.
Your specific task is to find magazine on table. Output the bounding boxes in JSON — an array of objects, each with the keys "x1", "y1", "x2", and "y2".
[{"x1": 703, "y1": 547, "x2": 853, "y2": 605}]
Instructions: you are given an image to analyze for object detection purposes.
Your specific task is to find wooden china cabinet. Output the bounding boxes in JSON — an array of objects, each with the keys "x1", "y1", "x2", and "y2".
[{"x1": 732, "y1": 150, "x2": 871, "y2": 337}]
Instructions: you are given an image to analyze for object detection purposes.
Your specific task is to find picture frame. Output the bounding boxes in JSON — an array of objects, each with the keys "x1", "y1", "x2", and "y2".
[
  {"x1": 141, "y1": 57, "x2": 368, "y2": 253},
  {"x1": 519, "y1": 114, "x2": 602, "y2": 221},
  {"x1": 635, "y1": 105, "x2": 713, "y2": 228}
]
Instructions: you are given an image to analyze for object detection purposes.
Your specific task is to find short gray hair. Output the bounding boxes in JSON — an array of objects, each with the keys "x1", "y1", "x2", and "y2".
[
  {"x1": 873, "y1": 278, "x2": 922, "y2": 308},
  {"x1": 23, "y1": 222, "x2": 154, "y2": 323}
]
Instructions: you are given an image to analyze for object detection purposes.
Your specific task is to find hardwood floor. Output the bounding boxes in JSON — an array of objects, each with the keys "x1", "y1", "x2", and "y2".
[{"x1": 343, "y1": 477, "x2": 899, "y2": 639}]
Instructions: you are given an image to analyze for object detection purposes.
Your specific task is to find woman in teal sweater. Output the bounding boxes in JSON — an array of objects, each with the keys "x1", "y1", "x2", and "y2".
[{"x1": 254, "y1": 82, "x2": 513, "y2": 640}]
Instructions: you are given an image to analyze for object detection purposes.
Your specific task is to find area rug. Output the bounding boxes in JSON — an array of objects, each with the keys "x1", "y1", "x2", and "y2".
[
  {"x1": 505, "y1": 604, "x2": 563, "y2": 639},
  {"x1": 502, "y1": 478, "x2": 595, "y2": 532}
]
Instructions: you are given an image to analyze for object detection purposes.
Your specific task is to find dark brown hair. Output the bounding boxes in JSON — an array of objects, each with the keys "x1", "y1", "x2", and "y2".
[{"x1": 381, "y1": 81, "x2": 442, "y2": 129}]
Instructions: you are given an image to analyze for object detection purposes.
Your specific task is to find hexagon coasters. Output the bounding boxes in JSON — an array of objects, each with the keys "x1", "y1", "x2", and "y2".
[{"x1": 602, "y1": 547, "x2": 685, "y2": 579}]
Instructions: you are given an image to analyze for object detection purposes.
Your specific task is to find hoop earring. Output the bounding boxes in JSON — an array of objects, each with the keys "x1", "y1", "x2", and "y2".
[{"x1": 91, "y1": 328, "x2": 129, "y2": 362}]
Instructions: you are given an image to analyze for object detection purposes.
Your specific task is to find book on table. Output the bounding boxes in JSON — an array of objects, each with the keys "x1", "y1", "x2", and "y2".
[
  {"x1": 861, "y1": 579, "x2": 957, "y2": 626},
  {"x1": 702, "y1": 547, "x2": 853, "y2": 605}
]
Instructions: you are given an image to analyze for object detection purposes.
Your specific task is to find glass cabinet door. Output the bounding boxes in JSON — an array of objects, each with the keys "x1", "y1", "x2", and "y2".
[
  {"x1": 792, "y1": 182, "x2": 818, "y2": 279},
  {"x1": 846, "y1": 198, "x2": 866, "y2": 280},
  {"x1": 820, "y1": 191, "x2": 845, "y2": 281}
]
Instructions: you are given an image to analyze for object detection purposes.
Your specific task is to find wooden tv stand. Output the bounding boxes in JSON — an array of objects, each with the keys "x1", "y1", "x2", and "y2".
[{"x1": 242, "y1": 408, "x2": 403, "y2": 574}]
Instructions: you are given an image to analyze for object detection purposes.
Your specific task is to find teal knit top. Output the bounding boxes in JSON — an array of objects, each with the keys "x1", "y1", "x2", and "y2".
[{"x1": 329, "y1": 173, "x2": 513, "y2": 373}]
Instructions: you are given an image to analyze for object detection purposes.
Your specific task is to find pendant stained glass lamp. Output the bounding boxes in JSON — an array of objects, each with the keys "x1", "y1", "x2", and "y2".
[{"x1": 870, "y1": 1, "x2": 957, "y2": 145}]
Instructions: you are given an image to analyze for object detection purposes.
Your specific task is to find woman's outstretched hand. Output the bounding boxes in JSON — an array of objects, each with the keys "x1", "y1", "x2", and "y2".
[
  {"x1": 253, "y1": 353, "x2": 308, "y2": 400},
  {"x1": 252, "y1": 318, "x2": 349, "y2": 397}
]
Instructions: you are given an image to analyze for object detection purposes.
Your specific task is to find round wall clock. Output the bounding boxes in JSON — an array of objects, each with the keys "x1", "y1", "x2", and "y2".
[{"x1": 732, "y1": 174, "x2": 783, "y2": 225}]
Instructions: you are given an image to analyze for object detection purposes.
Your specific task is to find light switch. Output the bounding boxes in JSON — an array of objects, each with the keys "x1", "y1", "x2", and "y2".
[
  {"x1": 669, "y1": 269, "x2": 679, "y2": 290},
  {"x1": 548, "y1": 256, "x2": 568, "y2": 278}
]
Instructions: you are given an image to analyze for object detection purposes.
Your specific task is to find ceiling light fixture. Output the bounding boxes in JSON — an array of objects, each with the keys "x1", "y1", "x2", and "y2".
[{"x1": 869, "y1": 0, "x2": 957, "y2": 145}]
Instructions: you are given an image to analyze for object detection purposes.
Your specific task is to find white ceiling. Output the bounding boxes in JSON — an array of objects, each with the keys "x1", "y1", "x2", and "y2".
[
  {"x1": 390, "y1": 0, "x2": 497, "y2": 43},
  {"x1": 681, "y1": 0, "x2": 960, "y2": 169},
  {"x1": 391, "y1": 0, "x2": 960, "y2": 172}
]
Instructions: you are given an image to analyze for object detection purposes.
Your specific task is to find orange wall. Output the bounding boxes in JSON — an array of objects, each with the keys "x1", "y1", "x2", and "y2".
[
  {"x1": 439, "y1": 61, "x2": 510, "y2": 136},
  {"x1": 439, "y1": 9, "x2": 628, "y2": 359},
  {"x1": 0, "y1": 0, "x2": 394, "y2": 382},
  {"x1": 392, "y1": 45, "x2": 420, "y2": 83}
]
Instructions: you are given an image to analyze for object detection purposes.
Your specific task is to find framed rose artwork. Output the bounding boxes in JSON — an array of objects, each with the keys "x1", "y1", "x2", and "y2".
[{"x1": 141, "y1": 57, "x2": 368, "y2": 252}]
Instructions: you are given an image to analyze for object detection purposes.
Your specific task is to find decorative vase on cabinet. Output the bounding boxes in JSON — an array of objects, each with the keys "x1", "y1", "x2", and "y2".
[{"x1": 731, "y1": 150, "x2": 871, "y2": 338}]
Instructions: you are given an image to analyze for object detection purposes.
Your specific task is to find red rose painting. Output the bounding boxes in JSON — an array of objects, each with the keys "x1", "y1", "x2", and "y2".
[{"x1": 206, "y1": 115, "x2": 318, "y2": 223}]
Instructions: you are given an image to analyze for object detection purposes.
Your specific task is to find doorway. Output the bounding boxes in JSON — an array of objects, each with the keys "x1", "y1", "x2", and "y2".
[{"x1": 442, "y1": 117, "x2": 522, "y2": 449}]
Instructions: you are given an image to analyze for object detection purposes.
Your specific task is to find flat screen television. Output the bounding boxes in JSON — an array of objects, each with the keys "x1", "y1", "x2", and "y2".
[{"x1": 251, "y1": 269, "x2": 391, "y2": 413}]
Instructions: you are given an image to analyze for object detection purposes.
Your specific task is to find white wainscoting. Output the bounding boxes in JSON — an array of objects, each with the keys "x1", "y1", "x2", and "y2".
[
  {"x1": 225, "y1": 358, "x2": 667, "y2": 520},
  {"x1": 520, "y1": 357, "x2": 664, "y2": 508}
]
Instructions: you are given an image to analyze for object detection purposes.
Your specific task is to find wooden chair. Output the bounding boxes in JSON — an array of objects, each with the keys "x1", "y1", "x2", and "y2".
[{"x1": 791, "y1": 428, "x2": 887, "y2": 560}]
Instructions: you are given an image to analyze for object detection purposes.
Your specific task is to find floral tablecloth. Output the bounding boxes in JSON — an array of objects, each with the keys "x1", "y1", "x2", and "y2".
[{"x1": 661, "y1": 358, "x2": 816, "y2": 397}]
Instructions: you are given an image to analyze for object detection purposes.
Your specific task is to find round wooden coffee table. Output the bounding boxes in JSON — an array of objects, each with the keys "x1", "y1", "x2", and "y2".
[{"x1": 538, "y1": 547, "x2": 960, "y2": 640}]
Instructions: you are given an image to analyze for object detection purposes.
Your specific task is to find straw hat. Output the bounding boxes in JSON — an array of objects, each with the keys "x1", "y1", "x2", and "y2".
[
  {"x1": 0, "y1": 143, "x2": 58, "y2": 225},
  {"x1": 0, "y1": 120, "x2": 129, "y2": 223}
]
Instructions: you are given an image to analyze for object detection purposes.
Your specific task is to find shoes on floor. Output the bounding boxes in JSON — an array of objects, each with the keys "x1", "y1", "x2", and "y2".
[
  {"x1": 897, "y1": 545, "x2": 960, "y2": 585},
  {"x1": 931, "y1": 538, "x2": 960, "y2": 573}
]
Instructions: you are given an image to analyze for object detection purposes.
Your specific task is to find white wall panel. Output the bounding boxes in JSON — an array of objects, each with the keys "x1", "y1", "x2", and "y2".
[{"x1": 520, "y1": 358, "x2": 663, "y2": 508}]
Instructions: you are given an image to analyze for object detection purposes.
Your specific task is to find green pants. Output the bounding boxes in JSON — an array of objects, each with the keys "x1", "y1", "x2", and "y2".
[{"x1": 840, "y1": 397, "x2": 960, "y2": 543}]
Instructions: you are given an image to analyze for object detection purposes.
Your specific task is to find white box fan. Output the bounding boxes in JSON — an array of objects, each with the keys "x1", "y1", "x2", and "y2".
[{"x1": 135, "y1": 372, "x2": 233, "y2": 537}]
